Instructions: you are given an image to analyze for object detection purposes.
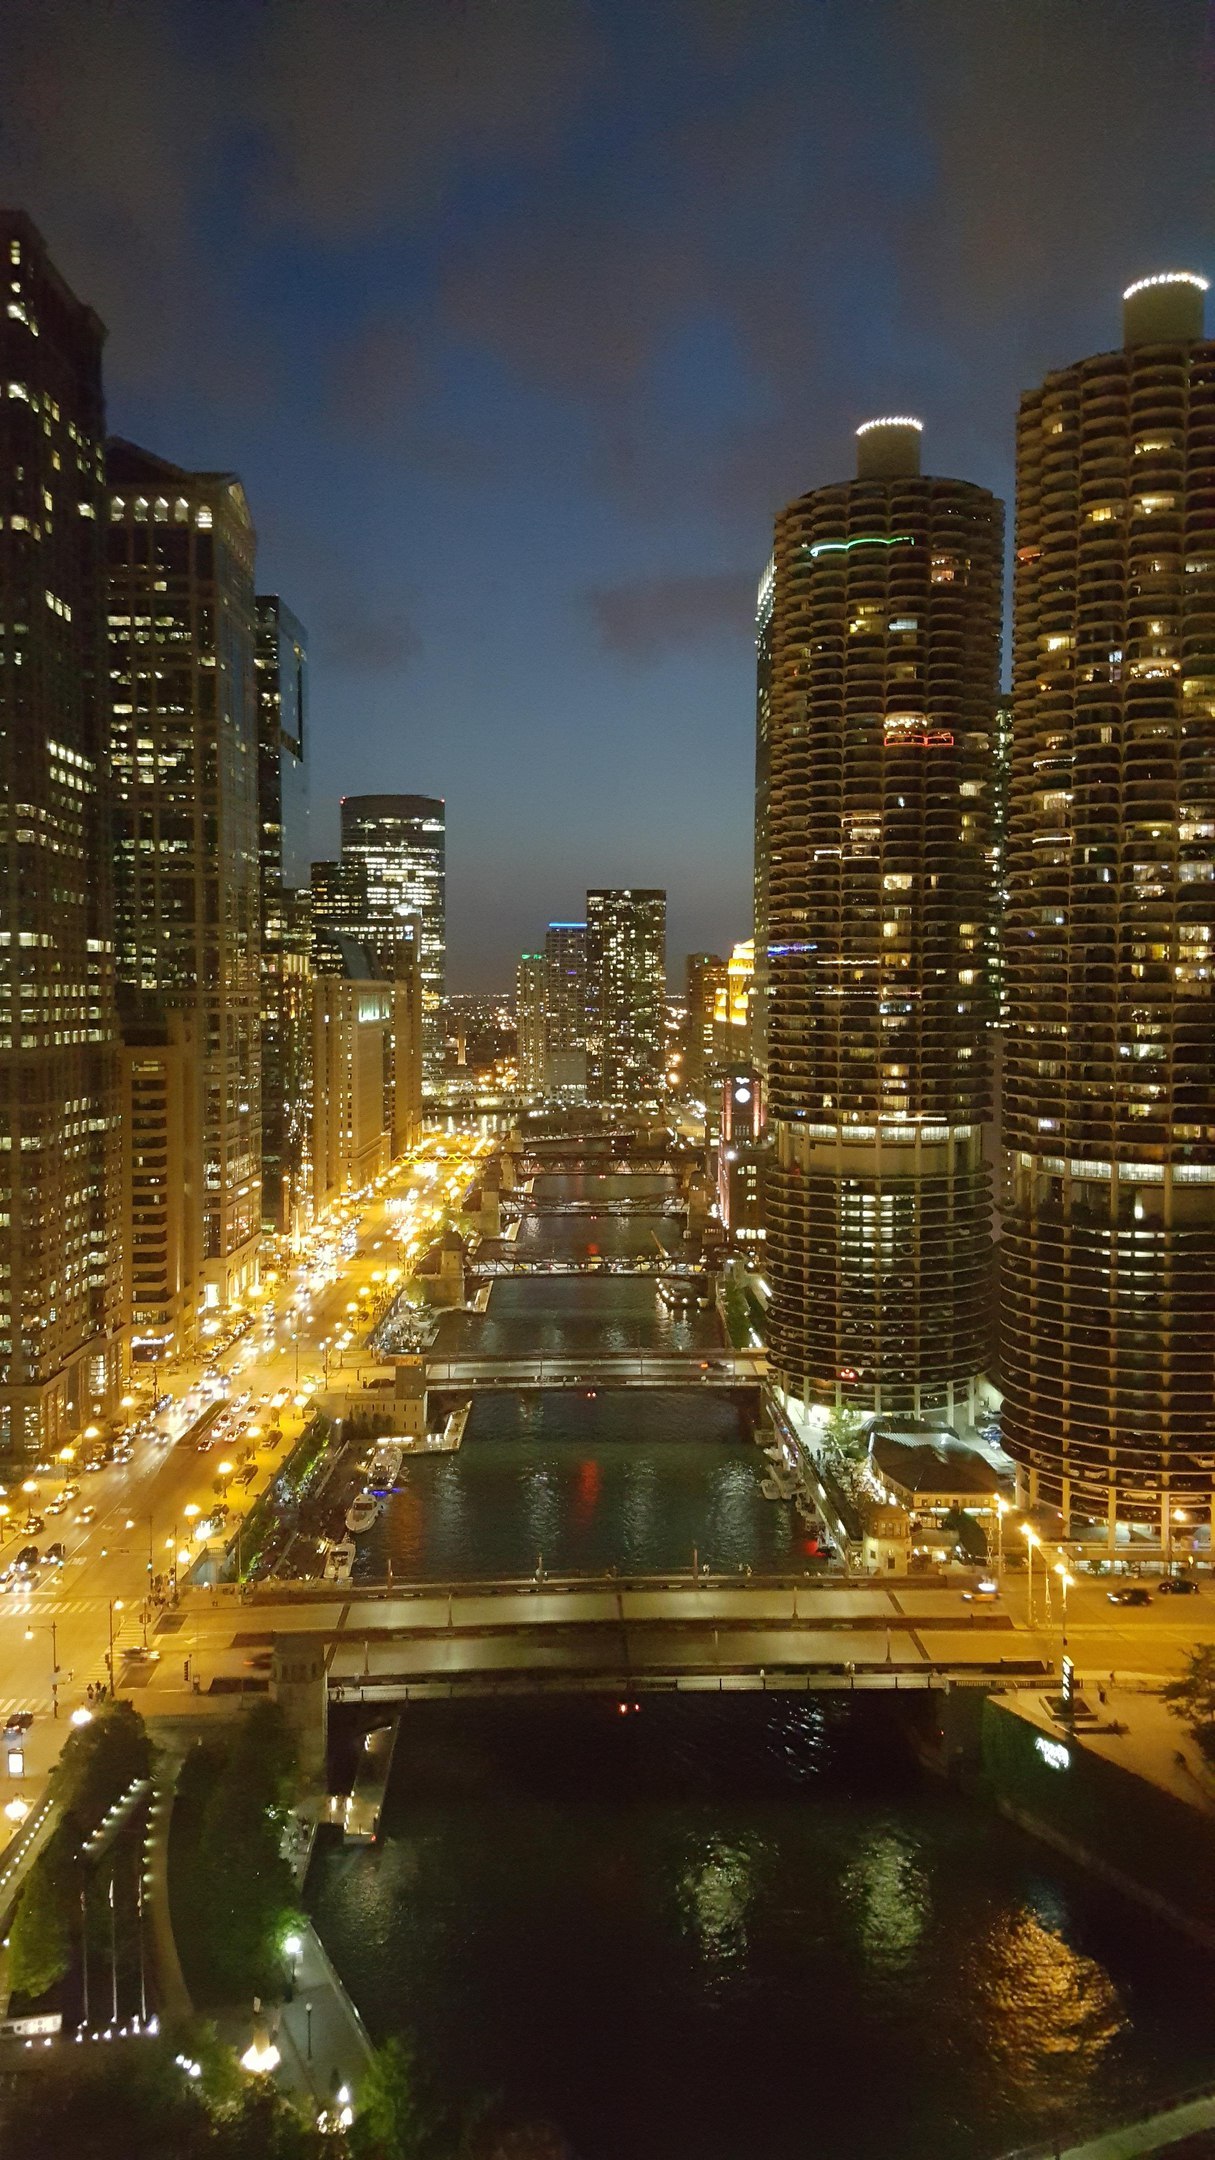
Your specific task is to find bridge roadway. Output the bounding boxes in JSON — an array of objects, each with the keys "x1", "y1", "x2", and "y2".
[
  {"x1": 470, "y1": 1257, "x2": 707, "y2": 1278},
  {"x1": 501, "y1": 1194, "x2": 686, "y2": 1216},
  {"x1": 137, "y1": 1575, "x2": 1051, "y2": 1709},
  {"x1": 423, "y1": 1350, "x2": 765, "y2": 1388}
]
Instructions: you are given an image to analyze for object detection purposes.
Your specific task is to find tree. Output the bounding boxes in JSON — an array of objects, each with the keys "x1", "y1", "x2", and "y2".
[
  {"x1": 55, "y1": 1700, "x2": 151, "y2": 1827},
  {"x1": 1164, "y1": 1644, "x2": 1215, "y2": 1763},
  {"x1": 823, "y1": 1405, "x2": 866, "y2": 1462},
  {"x1": 722, "y1": 1278, "x2": 750, "y2": 1351},
  {"x1": 351, "y1": 2034, "x2": 442, "y2": 2160},
  {"x1": 7, "y1": 1844, "x2": 72, "y2": 2001}
]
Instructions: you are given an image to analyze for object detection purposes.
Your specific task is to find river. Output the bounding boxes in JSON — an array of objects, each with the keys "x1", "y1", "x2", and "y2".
[{"x1": 307, "y1": 1159, "x2": 1215, "y2": 2157}]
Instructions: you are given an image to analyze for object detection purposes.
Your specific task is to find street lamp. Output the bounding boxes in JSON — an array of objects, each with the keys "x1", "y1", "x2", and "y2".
[
  {"x1": 993, "y1": 1495, "x2": 1007, "y2": 1584},
  {"x1": 107, "y1": 1599, "x2": 125, "y2": 1686},
  {"x1": 24, "y1": 1619, "x2": 59, "y2": 1717},
  {"x1": 283, "y1": 1931, "x2": 302, "y2": 1990},
  {"x1": 1023, "y1": 1526, "x2": 1039, "y2": 1627}
]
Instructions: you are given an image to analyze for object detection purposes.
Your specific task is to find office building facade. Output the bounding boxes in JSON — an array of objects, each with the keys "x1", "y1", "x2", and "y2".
[
  {"x1": 0, "y1": 214, "x2": 123, "y2": 1454},
  {"x1": 585, "y1": 889, "x2": 667, "y2": 1105},
  {"x1": 762, "y1": 418, "x2": 1002, "y2": 1416},
  {"x1": 516, "y1": 952, "x2": 547, "y2": 1096},
  {"x1": 108, "y1": 440, "x2": 261, "y2": 1327},
  {"x1": 339, "y1": 794, "x2": 445, "y2": 1077},
  {"x1": 543, "y1": 921, "x2": 587, "y2": 1099},
  {"x1": 1002, "y1": 273, "x2": 1215, "y2": 1531},
  {"x1": 683, "y1": 952, "x2": 726, "y2": 1098},
  {"x1": 256, "y1": 596, "x2": 311, "y2": 1241}
]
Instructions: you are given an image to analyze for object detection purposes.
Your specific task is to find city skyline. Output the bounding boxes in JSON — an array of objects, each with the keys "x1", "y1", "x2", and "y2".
[{"x1": 0, "y1": 0, "x2": 1207, "y2": 987}]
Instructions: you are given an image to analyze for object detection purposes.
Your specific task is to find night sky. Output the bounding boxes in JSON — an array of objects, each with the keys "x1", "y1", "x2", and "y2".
[{"x1": 1, "y1": 1, "x2": 1209, "y2": 986}]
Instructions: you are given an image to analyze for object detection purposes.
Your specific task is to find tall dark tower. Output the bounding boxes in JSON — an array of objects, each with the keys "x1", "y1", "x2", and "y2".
[
  {"x1": 256, "y1": 596, "x2": 311, "y2": 1241},
  {"x1": 0, "y1": 213, "x2": 122, "y2": 1457},
  {"x1": 1003, "y1": 272, "x2": 1215, "y2": 1542},
  {"x1": 762, "y1": 418, "x2": 1003, "y2": 1420}
]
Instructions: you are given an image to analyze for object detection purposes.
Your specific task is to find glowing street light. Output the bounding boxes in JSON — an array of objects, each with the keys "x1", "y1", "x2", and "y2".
[{"x1": 1023, "y1": 1525, "x2": 1040, "y2": 1627}]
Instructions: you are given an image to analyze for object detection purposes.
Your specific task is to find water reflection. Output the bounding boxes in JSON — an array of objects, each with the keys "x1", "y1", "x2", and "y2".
[{"x1": 307, "y1": 1696, "x2": 1215, "y2": 2160}]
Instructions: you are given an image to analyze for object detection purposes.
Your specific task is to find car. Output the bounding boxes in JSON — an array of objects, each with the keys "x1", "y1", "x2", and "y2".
[
  {"x1": 46, "y1": 1496, "x2": 68, "y2": 1516},
  {"x1": 1158, "y1": 1576, "x2": 1199, "y2": 1596},
  {"x1": 14, "y1": 1544, "x2": 39, "y2": 1571},
  {"x1": 74, "y1": 1503, "x2": 96, "y2": 1524},
  {"x1": 21, "y1": 1515, "x2": 45, "y2": 1535},
  {"x1": 60, "y1": 1485, "x2": 80, "y2": 1503},
  {"x1": 111, "y1": 1443, "x2": 134, "y2": 1464},
  {"x1": 43, "y1": 1541, "x2": 66, "y2": 1566},
  {"x1": 3, "y1": 1711, "x2": 33, "y2": 1737},
  {"x1": 962, "y1": 1579, "x2": 1000, "y2": 1602},
  {"x1": 1108, "y1": 1586, "x2": 1152, "y2": 1607}
]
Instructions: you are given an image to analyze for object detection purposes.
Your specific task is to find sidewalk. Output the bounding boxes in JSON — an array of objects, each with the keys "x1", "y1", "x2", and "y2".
[
  {"x1": 273, "y1": 1917, "x2": 375, "y2": 2115},
  {"x1": 1007, "y1": 1685, "x2": 1215, "y2": 1820}
]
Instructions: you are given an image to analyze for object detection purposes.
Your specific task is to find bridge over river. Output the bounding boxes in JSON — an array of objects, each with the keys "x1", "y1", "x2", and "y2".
[
  {"x1": 424, "y1": 1350, "x2": 764, "y2": 1389},
  {"x1": 468, "y1": 1255, "x2": 708, "y2": 1279},
  {"x1": 143, "y1": 1575, "x2": 1050, "y2": 1713}
]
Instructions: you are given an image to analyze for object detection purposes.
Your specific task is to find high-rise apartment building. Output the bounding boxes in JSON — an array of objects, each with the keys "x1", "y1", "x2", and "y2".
[
  {"x1": 108, "y1": 440, "x2": 261, "y2": 1327},
  {"x1": 0, "y1": 213, "x2": 122, "y2": 1454},
  {"x1": 256, "y1": 596, "x2": 311, "y2": 1242},
  {"x1": 543, "y1": 922, "x2": 587, "y2": 1099},
  {"x1": 684, "y1": 952, "x2": 726, "y2": 1097},
  {"x1": 761, "y1": 418, "x2": 1002, "y2": 1417},
  {"x1": 753, "y1": 557, "x2": 775, "y2": 1080},
  {"x1": 1002, "y1": 272, "x2": 1215, "y2": 1533},
  {"x1": 339, "y1": 794, "x2": 445, "y2": 1077},
  {"x1": 585, "y1": 890, "x2": 667, "y2": 1105},
  {"x1": 516, "y1": 952, "x2": 547, "y2": 1095}
]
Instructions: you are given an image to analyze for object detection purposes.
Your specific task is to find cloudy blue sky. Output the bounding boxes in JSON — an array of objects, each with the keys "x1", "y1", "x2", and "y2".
[{"x1": 2, "y1": 0, "x2": 1210, "y2": 984}]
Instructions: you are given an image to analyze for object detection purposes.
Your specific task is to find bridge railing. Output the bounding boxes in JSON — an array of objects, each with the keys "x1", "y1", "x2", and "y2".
[{"x1": 422, "y1": 1351, "x2": 765, "y2": 1383}]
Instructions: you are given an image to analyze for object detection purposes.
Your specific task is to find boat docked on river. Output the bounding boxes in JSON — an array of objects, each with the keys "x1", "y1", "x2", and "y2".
[
  {"x1": 345, "y1": 1492, "x2": 380, "y2": 1536},
  {"x1": 368, "y1": 1439, "x2": 404, "y2": 1492}
]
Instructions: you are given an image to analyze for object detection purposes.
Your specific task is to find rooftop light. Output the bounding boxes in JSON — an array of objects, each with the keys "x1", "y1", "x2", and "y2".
[
  {"x1": 856, "y1": 415, "x2": 923, "y2": 435},
  {"x1": 1122, "y1": 271, "x2": 1209, "y2": 299}
]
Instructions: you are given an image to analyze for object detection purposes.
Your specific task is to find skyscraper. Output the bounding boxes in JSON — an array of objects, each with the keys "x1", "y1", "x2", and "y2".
[
  {"x1": 543, "y1": 921, "x2": 587, "y2": 1100},
  {"x1": 516, "y1": 952, "x2": 547, "y2": 1096},
  {"x1": 108, "y1": 440, "x2": 261, "y2": 1324},
  {"x1": 339, "y1": 794, "x2": 445, "y2": 1078},
  {"x1": 1002, "y1": 272, "x2": 1215, "y2": 1535},
  {"x1": 585, "y1": 890, "x2": 667, "y2": 1105},
  {"x1": 683, "y1": 952, "x2": 726, "y2": 1098},
  {"x1": 256, "y1": 596, "x2": 311, "y2": 1241},
  {"x1": 0, "y1": 213, "x2": 122, "y2": 1455},
  {"x1": 761, "y1": 418, "x2": 1002, "y2": 1417}
]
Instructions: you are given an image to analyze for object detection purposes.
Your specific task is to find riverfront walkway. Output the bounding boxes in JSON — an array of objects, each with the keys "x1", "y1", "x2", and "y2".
[{"x1": 1001, "y1": 2087, "x2": 1215, "y2": 2156}]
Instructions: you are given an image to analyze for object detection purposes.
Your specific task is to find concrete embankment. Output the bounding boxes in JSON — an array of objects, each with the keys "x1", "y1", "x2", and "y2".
[{"x1": 983, "y1": 1693, "x2": 1215, "y2": 1952}]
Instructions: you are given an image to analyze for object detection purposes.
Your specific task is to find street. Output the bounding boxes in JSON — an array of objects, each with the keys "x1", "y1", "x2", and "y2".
[{"x1": 0, "y1": 1131, "x2": 489, "y2": 1804}]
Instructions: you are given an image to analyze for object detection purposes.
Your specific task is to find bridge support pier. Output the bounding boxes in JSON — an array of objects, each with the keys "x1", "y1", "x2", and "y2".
[{"x1": 271, "y1": 1634, "x2": 329, "y2": 1787}]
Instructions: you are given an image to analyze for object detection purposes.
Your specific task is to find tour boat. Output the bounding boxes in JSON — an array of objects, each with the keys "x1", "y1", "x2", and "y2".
[
  {"x1": 368, "y1": 1440, "x2": 404, "y2": 1493},
  {"x1": 345, "y1": 1492, "x2": 380, "y2": 1537}
]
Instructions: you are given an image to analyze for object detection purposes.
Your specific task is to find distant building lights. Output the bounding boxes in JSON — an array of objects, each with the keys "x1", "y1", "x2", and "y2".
[
  {"x1": 855, "y1": 415, "x2": 924, "y2": 435},
  {"x1": 1122, "y1": 271, "x2": 1209, "y2": 300}
]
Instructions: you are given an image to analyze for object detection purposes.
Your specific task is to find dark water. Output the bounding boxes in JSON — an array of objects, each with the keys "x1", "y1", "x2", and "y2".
[
  {"x1": 501, "y1": 1170, "x2": 687, "y2": 1261},
  {"x1": 434, "y1": 1276, "x2": 722, "y2": 1359},
  {"x1": 316, "y1": 1161, "x2": 1215, "y2": 2155},
  {"x1": 366, "y1": 1390, "x2": 808, "y2": 1581},
  {"x1": 308, "y1": 1694, "x2": 1215, "y2": 2160}
]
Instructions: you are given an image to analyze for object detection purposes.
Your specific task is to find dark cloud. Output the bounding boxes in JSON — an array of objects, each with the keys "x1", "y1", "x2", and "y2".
[
  {"x1": 308, "y1": 594, "x2": 422, "y2": 674},
  {"x1": 586, "y1": 572, "x2": 755, "y2": 660},
  {"x1": 251, "y1": 0, "x2": 600, "y2": 235}
]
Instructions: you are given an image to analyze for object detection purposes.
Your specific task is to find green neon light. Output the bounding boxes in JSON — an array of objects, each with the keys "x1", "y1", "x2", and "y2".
[{"x1": 806, "y1": 534, "x2": 914, "y2": 559}]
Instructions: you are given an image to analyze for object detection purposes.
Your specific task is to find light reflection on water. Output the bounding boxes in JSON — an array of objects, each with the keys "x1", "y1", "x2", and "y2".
[{"x1": 307, "y1": 1695, "x2": 1215, "y2": 2160}]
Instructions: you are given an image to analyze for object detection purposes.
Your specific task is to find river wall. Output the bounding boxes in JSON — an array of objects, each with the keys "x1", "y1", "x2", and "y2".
[{"x1": 982, "y1": 1697, "x2": 1215, "y2": 1952}]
